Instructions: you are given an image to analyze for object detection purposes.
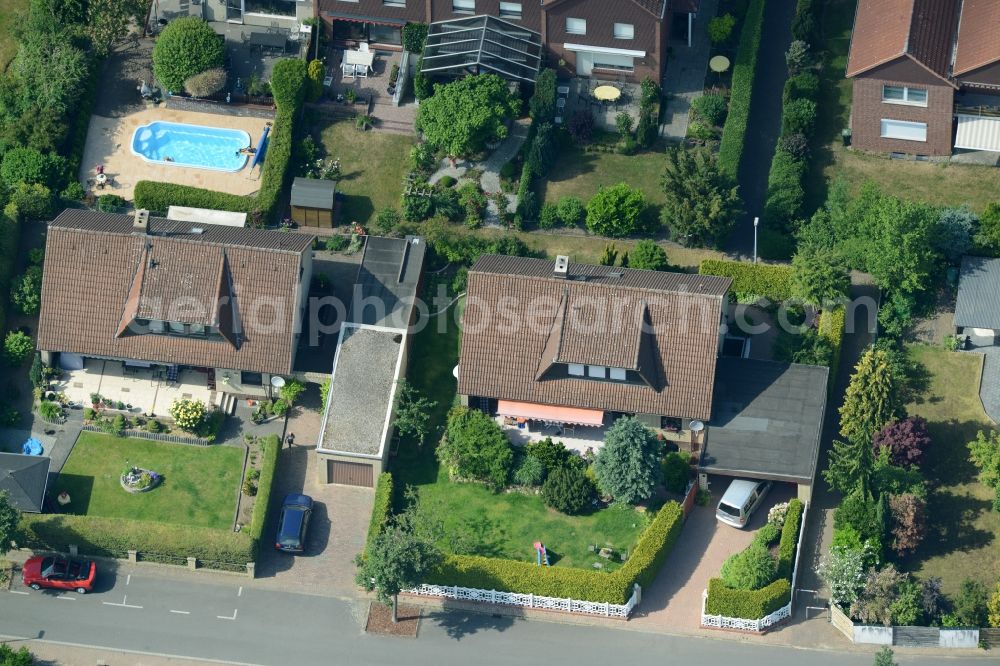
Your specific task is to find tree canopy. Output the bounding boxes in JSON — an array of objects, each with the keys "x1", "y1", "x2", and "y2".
[
  {"x1": 660, "y1": 147, "x2": 742, "y2": 248},
  {"x1": 839, "y1": 347, "x2": 903, "y2": 446},
  {"x1": 628, "y1": 240, "x2": 670, "y2": 271},
  {"x1": 0, "y1": 491, "x2": 20, "y2": 557},
  {"x1": 791, "y1": 244, "x2": 850, "y2": 307},
  {"x1": 152, "y1": 17, "x2": 226, "y2": 92},
  {"x1": 586, "y1": 183, "x2": 646, "y2": 237},
  {"x1": 415, "y1": 74, "x2": 521, "y2": 158},
  {"x1": 593, "y1": 417, "x2": 662, "y2": 504},
  {"x1": 355, "y1": 523, "x2": 441, "y2": 622}
]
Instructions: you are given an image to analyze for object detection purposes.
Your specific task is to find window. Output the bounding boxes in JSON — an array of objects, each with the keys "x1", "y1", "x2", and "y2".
[
  {"x1": 568, "y1": 363, "x2": 585, "y2": 376},
  {"x1": 587, "y1": 365, "x2": 606, "y2": 378},
  {"x1": 241, "y1": 372, "x2": 263, "y2": 386},
  {"x1": 593, "y1": 53, "x2": 635, "y2": 72},
  {"x1": 880, "y1": 119, "x2": 927, "y2": 142},
  {"x1": 189, "y1": 323, "x2": 206, "y2": 336},
  {"x1": 453, "y1": 0, "x2": 475, "y2": 13},
  {"x1": 566, "y1": 17, "x2": 586, "y2": 35},
  {"x1": 149, "y1": 319, "x2": 164, "y2": 333},
  {"x1": 613, "y1": 23, "x2": 634, "y2": 40},
  {"x1": 499, "y1": 1, "x2": 521, "y2": 18},
  {"x1": 882, "y1": 85, "x2": 928, "y2": 106},
  {"x1": 168, "y1": 321, "x2": 186, "y2": 334},
  {"x1": 384, "y1": 0, "x2": 405, "y2": 5},
  {"x1": 609, "y1": 367, "x2": 627, "y2": 381}
]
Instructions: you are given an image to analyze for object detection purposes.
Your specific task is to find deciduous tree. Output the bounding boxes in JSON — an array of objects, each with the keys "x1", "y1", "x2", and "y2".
[
  {"x1": 586, "y1": 183, "x2": 646, "y2": 237},
  {"x1": 791, "y1": 244, "x2": 850, "y2": 307},
  {"x1": 152, "y1": 17, "x2": 226, "y2": 92},
  {"x1": 628, "y1": 240, "x2": 669, "y2": 271},
  {"x1": 888, "y1": 493, "x2": 926, "y2": 556},
  {"x1": 415, "y1": 74, "x2": 520, "y2": 158},
  {"x1": 0, "y1": 491, "x2": 20, "y2": 556},
  {"x1": 86, "y1": 0, "x2": 148, "y2": 57},
  {"x1": 392, "y1": 380, "x2": 437, "y2": 446},
  {"x1": 355, "y1": 523, "x2": 441, "y2": 622},
  {"x1": 873, "y1": 417, "x2": 930, "y2": 468}
]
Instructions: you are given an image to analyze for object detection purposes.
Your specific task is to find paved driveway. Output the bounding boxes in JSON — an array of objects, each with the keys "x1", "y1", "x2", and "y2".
[
  {"x1": 254, "y1": 442, "x2": 374, "y2": 599},
  {"x1": 631, "y1": 479, "x2": 796, "y2": 632}
]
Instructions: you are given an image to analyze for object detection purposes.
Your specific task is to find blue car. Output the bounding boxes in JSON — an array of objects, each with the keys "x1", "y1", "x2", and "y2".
[{"x1": 275, "y1": 493, "x2": 313, "y2": 553}]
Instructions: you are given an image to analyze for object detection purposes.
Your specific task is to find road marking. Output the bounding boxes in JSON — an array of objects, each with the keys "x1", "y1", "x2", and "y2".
[
  {"x1": 8, "y1": 590, "x2": 29, "y2": 596},
  {"x1": 0, "y1": 633, "x2": 262, "y2": 666},
  {"x1": 103, "y1": 595, "x2": 143, "y2": 609},
  {"x1": 56, "y1": 595, "x2": 77, "y2": 601},
  {"x1": 237, "y1": 586, "x2": 243, "y2": 597},
  {"x1": 169, "y1": 610, "x2": 191, "y2": 615},
  {"x1": 217, "y1": 609, "x2": 238, "y2": 621},
  {"x1": 127, "y1": 574, "x2": 131, "y2": 585},
  {"x1": 798, "y1": 588, "x2": 818, "y2": 594}
]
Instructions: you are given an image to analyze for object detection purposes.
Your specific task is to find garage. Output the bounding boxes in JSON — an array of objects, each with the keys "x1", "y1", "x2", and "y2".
[{"x1": 327, "y1": 460, "x2": 374, "y2": 487}]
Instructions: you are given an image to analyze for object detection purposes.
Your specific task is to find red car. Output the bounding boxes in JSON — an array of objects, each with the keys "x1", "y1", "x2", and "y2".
[{"x1": 22, "y1": 556, "x2": 96, "y2": 594}]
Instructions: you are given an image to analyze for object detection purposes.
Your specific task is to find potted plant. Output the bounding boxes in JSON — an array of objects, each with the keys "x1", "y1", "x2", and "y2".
[{"x1": 345, "y1": 88, "x2": 357, "y2": 105}]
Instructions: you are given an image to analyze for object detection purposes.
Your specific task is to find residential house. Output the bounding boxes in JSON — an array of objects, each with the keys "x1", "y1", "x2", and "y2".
[
  {"x1": 37, "y1": 210, "x2": 315, "y2": 414},
  {"x1": 317, "y1": 0, "x2": 702, "y2": 81},
  {"x1": 846, "y1": 0, "x2": 1000, "y2": 157}
]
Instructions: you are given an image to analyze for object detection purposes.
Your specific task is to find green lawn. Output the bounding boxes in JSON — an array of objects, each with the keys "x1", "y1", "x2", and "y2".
[
  {"x1": 53, "y1": 433, "x2": 244, "y2": 531},
  {"x1": 539, "y1": 142, "x2": 668, "y2": 212},
  {"x1": 312, "y1": 115, "x2": 416, "y2": 226},
  {"x1": 0, "y1": 0, "x2": 26, "y2": 72},
  {"x1": 393, "y1": 301, "x2": 648, "y2": 570},
  {"x1": 903, "y1": 345, "x2": 1000, "y2": 595}
]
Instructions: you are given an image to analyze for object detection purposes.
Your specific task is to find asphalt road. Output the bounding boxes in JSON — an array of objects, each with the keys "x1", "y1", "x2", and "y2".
[{"x1": 0, "y1": 569, "x2": 989, "y2": 666}]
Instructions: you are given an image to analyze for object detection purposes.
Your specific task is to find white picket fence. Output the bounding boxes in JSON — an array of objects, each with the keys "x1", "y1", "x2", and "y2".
[
  {"x1": 407, "y1": 583, "x2": 640, "y2": 619},
  {"x1": 700, "y1": 503, "x2": 809, "y2": 633}
]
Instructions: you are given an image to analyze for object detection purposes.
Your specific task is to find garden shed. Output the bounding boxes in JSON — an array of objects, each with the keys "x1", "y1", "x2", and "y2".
[
  {"x1": 290, "y1": 177, "x2": 336, "y2": 228},
  {"x1": 0, "y1": 452, "x2": 51, "y2": 513}
]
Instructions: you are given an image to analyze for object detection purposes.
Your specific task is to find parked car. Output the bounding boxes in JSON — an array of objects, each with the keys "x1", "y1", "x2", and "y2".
[
  {"x1": 716, "y1": 479, "x2": 772, "y2": 528},
  {"x1": 22, "y1": 555, "x2": 96, "y2": 593},
  {"x1": 275, "y1": 493, "x2": 314, "y2": 553}
]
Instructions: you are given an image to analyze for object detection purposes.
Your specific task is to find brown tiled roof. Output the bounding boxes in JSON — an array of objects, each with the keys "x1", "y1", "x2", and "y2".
[
  {"x1": 38, "y1": 210, "x2": 313, "y2": 375},
  {"x1": 544, "y1": 0, "x2": 668, "y2": 20},
  {"x1": 457, "y1": 256, "x2": 731, "y2": 421},
  {"x1": 953, "y1": 0, "x2": 1000, "y2": 76},
  {"x1": 846, "y1": 0, "x2": 961, "y2": 81}
]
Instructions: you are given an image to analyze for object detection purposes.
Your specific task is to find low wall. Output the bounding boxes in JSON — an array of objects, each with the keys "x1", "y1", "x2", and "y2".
[
  {"x1": 406, "y1": 583, "x2": 640, "y2": 619},
  {"x1": 853, "y1": 624, "x2": 892, "y2": 646},
  {"x1": 939, "y1": 629, "x2": 979, "y2": 649},
  {"x1": 164, "y1": 95, "x2": 277, "y2": 120},
  {"x1": 830, "y1": 603, "x2": 854, "y2": 640},
  {"x1": 830, "y1": 604, "x2": 982, "y2": 649}
]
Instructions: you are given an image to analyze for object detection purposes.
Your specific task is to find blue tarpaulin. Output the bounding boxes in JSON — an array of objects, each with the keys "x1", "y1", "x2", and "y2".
[
  {"x1": 22, "y1": 438, "x2": 42, "y2": 456},
  {"x1": 250, "y1": 125, "x2": 270, "y2": 171}
]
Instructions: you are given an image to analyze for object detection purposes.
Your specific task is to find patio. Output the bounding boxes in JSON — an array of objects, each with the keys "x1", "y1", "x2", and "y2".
[
  {"x1": 561, "y1": 78, "x2": 642, "y2": 131},
  {"x1": 317, "y1": 47, "x2": 417, "y2": 133},
  {"x1": 497, "y1": 415, "x2": 695, "y2": 456}
]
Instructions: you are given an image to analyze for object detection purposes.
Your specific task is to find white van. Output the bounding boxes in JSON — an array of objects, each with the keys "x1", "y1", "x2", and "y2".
[{"x1": 716, "y1": 479, "x2": 772, "y2": 528}]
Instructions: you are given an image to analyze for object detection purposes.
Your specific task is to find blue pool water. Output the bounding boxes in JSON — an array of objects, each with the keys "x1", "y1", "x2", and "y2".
[{"x1": 131, "y1": 121, "x2": 252, "y2": 172}]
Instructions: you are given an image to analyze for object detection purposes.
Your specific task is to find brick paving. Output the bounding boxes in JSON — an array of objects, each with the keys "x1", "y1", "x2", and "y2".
[{"x1": 660, "y1": 0, "x2": 718, "y2": 141}]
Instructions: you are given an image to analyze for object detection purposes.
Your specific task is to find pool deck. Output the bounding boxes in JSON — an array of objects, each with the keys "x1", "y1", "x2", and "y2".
[{"x1": 79, "y1": 107, "x2": 271, "y2": 202}]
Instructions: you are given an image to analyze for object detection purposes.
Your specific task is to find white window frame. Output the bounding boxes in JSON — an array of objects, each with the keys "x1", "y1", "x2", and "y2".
[
  {"x1": 383, "y1": 0, "x2": 405, "y2": 6},
  {"x1": 568, "y1": 363, "x2": 585, "y2": 376},
  {"x1": 499, "y1": 1, "x2": 521, "y2": 19},
  {"x1": 880, "y1": 118, "x2": 927, "y2": 142},
  {"x1": 881, "y1": 84, "x2": 928, "y2": 107},
  {"x1": 453, "y1": 0, "x2": 475, "y2": 13},
  {"x1": 566, "y1": 17, "x2": 586, "y2": 35},
  {"x1": 613, "y1": 23, "x2": 634, "y2": 40},
  {"x1": 609, "y1": 367, "x2": 627, "y2": 381},
  {"x1": 587, "y1": 365, "x2": 606, "y2": 378}
]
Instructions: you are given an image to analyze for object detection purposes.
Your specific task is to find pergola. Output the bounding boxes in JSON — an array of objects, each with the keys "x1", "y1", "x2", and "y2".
[{"x1": 421, "y1": 15, "x2": 542, "y2": 84}]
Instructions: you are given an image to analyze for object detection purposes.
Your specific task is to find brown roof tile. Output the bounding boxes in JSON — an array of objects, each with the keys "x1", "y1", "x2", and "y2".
[
  {"x1": 37, "y1": 211, "x2": 312, "y2": 375},
  {"x1": 846, "y1": 0, "x2": 961, "y2": 80},
  {"x1": 953, "y1": 0, "x2": 1000, "y2": 76},
  {"x1": 543, "y1": 0, "x2": 668, "y2": 20},
  {"x1": 457, "y1": 256, "x2": 731, "y2": 421}
]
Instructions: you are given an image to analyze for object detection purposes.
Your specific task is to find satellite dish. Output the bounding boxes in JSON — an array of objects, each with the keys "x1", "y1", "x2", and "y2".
[
  {"x1": 689, "y1": 420, "x2": 705, "y2": 433},
  {"x1": 452, "y1": 365, "x2": 460, "y2": 379},
  {"x1": 270, "y1": 376, "x2": 286, "y2": 389}
]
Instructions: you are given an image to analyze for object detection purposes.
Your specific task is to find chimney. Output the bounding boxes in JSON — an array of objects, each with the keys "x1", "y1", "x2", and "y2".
[
  {"x1": 554, "y1": 255, "x2": 569, "y2": 279},
  {"x1": 133, "y1": 209, "x2": 150, "y2": 233}
]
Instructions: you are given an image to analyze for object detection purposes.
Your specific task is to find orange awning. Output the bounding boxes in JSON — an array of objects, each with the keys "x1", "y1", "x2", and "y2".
[{"x1": 496, "y1": 400, "x2": 604, "y2": 427}]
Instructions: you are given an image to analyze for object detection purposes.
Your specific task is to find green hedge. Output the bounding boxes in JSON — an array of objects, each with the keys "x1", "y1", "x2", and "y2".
[
  {"x1": 699, "y1": 259, "x2": 793, "y2": 303},
  {"x1": 134, "y1": 58, "x2": 305, "y2": 224},
  {"x1": 427, "y1": 500, "x2": 685, "y2": 604},
  {"x1": 364, "y1": 472, "x2": 393, "y2": 558},
  {"x1": 19, "y1": 514, "x2": 253, "y2": 570},
  {"x1": 776, "y1": 498, "x2": 804, "y2": 578},
  {"x1": 717, "y1": 0, "x2": 766, "y2": 177},
  {"x1": 248, "y1": 434, "x2": 281, "y2": 553},
  {"x1": 819, "y1": 306, "x2": 846, "y2": 390},
  {"x1": 0, "y1": 213, "x2": 21, "y2": 334},
  {"x1": 704, "y1": 577, "x2": 791, "y2": 619}
]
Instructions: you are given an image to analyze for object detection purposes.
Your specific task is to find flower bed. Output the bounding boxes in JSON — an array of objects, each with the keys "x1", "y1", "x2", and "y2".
[{"x1": 120, "y1": 466, "x2": 161, "y2": 493}]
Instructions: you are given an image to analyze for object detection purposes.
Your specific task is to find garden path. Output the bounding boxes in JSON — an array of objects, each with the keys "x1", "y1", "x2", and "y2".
[
  {"x1": 660, "y1": 0, "x2": 718, "y2": 141},
  {"x1": 971, "y1": 346, "x2": 1000, "y2": 424}
]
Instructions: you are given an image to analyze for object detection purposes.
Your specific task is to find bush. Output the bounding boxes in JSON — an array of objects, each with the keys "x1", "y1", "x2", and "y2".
[
  {"x1": 705, "y1": 577, "x2": 791, "y2": 619},
  {"x1": 785, "y1": 39, "x2": 811, "y2": 74},
  {"x1": 524, "y1": 437, "x2": 574, "y2": 475},
  {"x1": 437, "y1": 175, "x2": 457, "y2": 188},
  {"x1": 718, "y1": 0, "x2": 766, "y2": 177},
  {"x1": 513, "y1": 455, "x2": 545, "y2": 486},
  {"x1": 95, "y1": 194, "x2": 126, "y2": 213},
  {"x1": 753, "y1": 522, "x2": 781, "y2": 547},
  {"x1": 888, "y1": 493, "x2": 926, "y2": 557},
  {"x1": 874, "y1": 417, "x2": 930, "y2": 468},
  {"x1": 428, "y1": 501, "x2": 684, "y2": 603},
  {"x1": 629, "y1": 240, "x2": 669, "y2": 271},
  {"x1": 691, "y1": 94, "x2": 728, "y2": 126},
  {"x1": 586, "y1": 183, "x2": 646, "y2": 237},
  {"x1": 145, "y1": 419, "x2": 163, "y2": 433},
  {"x1": 661, "y1": 452, "x2": 690, "y2": 494},
  {"x1": 374, "y1": 208, "x2": 402, "y2": 236},
  {"x1": 402, "y1": 194, "x2": 434, "y2": 222},
  {"x1": 951, "y1": 578, "x2": 989, "y2": 627},
  {"x1": 10, "y1": 266, "x2": 42, "y2": 315},
  {"x1": 538, "y1": 202, "x2": 560, "y2": 229},
  {"x1": 39, "y1": 401, "x2": 62, "y2": 422},
  {"x1": 410, "y1": 143, "x2": 437, "y2": 176},
  {"x1": 8, "y1": 183, "x2": 54, "y2": 221},
  {"x1": 305, "y1": 59, "x2": 324, "y2": 102},
  {"x1": 152, "y1": 17, "x2": 225, "y2": 92},
  {"x1": 556, "y1": 196, "x2": 586, "y2": 227},
  {"x1": 247, "y1": 435, "x2": 280, "y2": 550},
  {"x1": 402, "y1": 23, "x2": 428, "y2": 53},
  {"x1": 792, "y1": 0, "x2": 819, "y2": 42},
  {"x1": 1, "y1": 147, "x2": 57, "y2": 188},
  {"x1": 458, "y1": 182, "x2": 488, "y2": 228},
  {"x1": 184, "y1": 67, "x2": 227, "y2": 98},
  {"x1": 4, "y1": 331, "x2": 33, "y2": 365},
  {"x1": 781, "y1": 97, "x2": 817, "y2": 137},
  {"x1": 699, "y1": 259, "x2": 793, "y2": 303},
  {"x1": 542, "y1": 464, "x2": 594, "y2": 514},
  {"x1": 413, "y1": 68, "x2": 433, "y2": 101},
  {"x1": 776, "y1": 498, "x2": 804, "y2": 578},
  {"x1": 168, "y1": 398, "x2": 206, "y2": 432},
  {"x1": 432, "y1": 187, "x2": 463, "y2": 222},
  {"x1": 720, "y1": 543, "x2": 777, "y2": 590},
  {"x1": 635, "y1": 110, "x2": 658, "y2": 148},
  {"x1": 708, "y1": 13, "x2": 737, "y2": 45},
  {"x1": 364, "y1": 472, "x2": 393, "y2": 558},
  {"x1": 763, "y1": 149, "x2": 807, "y2": 224},
  {"x1": 567, "y1": 111, "x2": 594, "y2": 144},
  {"x1": 784, "y1": 71, "x2": 820, "y2": 103},
  {"x1": 529, "y1": 69, "x2": 557, "y2": 122},
  {"x1": 438, "y1": 406, "x2": 514, "y2": 490}
]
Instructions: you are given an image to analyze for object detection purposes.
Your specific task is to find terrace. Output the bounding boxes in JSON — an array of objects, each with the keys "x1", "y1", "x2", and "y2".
[
  {"x1": 318, "y1": 47, "x2": 416, "y2": 134},
  {"x1": 561, "y1": 78, "x2": 642, "y2": 132}
]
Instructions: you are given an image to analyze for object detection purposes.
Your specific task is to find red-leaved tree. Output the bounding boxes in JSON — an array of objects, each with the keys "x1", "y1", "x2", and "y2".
[
  {"x1": 873, "y1": 416, "x2": 931, "y2": 468},
  {"x1": 888, "y1": 493, "x2": 926, "y2": 556}
]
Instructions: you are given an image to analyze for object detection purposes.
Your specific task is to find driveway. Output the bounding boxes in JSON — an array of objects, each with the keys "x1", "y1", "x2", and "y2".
[
  {"x1": 254, "y1": 442, "x2": 374, "y2": 599},
  {"x1": 631, "y1": 479, "x2": 796, "y2": 632}
]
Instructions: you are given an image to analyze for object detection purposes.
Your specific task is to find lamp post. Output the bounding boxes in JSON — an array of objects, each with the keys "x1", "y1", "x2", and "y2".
[{"x1": 753, "y1": 216, "x2": 759, "y2": 264}]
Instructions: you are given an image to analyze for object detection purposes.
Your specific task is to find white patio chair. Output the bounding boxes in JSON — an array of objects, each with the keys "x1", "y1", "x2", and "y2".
[
  {"x1": 357, "y1": 64, "x2": 368, "y2": 79},
  {"x1": 556, "y1": 97, "x2": 566, "y2": 109},
  {"x1": 342, "y1": 62, "x2": 356, "y2": 79},
  {"x1": 359, "y1": 42, "x2": 370, "y2": 53},
  {"x1": 557, "y1": 85, "x2": 570, "y2": 96}
]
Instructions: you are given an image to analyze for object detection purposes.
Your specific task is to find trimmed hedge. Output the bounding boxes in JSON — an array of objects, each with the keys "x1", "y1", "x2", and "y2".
[
  {"x1": 705, "y1": 577, "x2": 791, "y2": 619},
  {"x1": 248, "y1": 434, "x2": 281, "y2": 553},
  {"x1": 699, "y1": 259, "x2": 793, "y2": 303},
  {"x1": 776, "y1": 498, "x2": 804, "y2": 578},
  {"x1": 364, "y1": 472, "x2": 393, "y2": 558},
  {"x1": 0, "y1": 213, "x2": 21, "y2": 334},
  {"x1": 818, "y1": 306, "x2": 846, "y2": 390},
  {"x1": 717, "y1": 0, "x2": 766, "y2": 177},
  {"x1": 427, "y1": 500, "x2": 685, "y2": 604}
]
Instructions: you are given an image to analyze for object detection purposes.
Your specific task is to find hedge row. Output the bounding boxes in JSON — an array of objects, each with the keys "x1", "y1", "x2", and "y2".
[
  {"x1": 818, "y1": 306, "x2": 846, "y2": 390},
  {"x1": 248, "y1": 434, "x2": 281, "y2": 554},
  {"x1": 704, "y1": 577, "x2": 791, "y2": 619},
  {"x1": 776, "y1": 498, "x2": 804, "y2": 578},
  {"x1": 717, "y1": 0, "x2": 766, "y2": 177},
  {"x1": 0, "y1": 213, "x2": 20, "y2": 334},
  {"x1": 427, "y1": 500, "x2": 684, "y2": 604},
  {"x1": 699, "y1": 259, "x2": 793, "y2": 303},
  {"x1": 364, "y1": 472, "x2": 393, "y2": 558},
  {"x1": 514, "y1": 69, "x2": 558, "y2": 226},
  {"x1": 134, "y1": 58, "x2": 306, "y2": 223}
]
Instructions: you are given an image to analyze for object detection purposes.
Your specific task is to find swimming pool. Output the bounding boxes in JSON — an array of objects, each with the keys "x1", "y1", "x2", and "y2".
[{"x1": 131, "y1": 121, "x2": 251, "y2": 172}]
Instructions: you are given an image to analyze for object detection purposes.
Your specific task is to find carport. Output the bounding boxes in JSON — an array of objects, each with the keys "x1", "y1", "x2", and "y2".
[{"x1": 699, "y1": 358, "x2": 828, "y2": 503}]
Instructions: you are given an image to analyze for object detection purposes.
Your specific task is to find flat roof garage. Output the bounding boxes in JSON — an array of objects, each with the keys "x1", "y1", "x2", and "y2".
[{"x1": 700, "y1": 358, "x2": 829, "y2": 503}]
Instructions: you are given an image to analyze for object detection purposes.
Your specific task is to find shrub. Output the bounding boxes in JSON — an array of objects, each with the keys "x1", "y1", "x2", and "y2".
[
  {"x1": 629, "y1": 240, "x2": 669, "y2": 271},
  {"x1": 538, "y1": 202, "x2": 560, "y2": 230},
  {"x1": 874, "y1": 417, "x2": 930, "y2": 468},
  {"x1": 764, "y1": 149, "x2": 807, "y2": 224},
  {"x1": 776, "y1": 498, "x2": 804, "y2": 578},
  {"x1": 8, "y1": 183, "x2": 54, "y2": 221},
  {"x1": 691, "y1": 94, "x2": 728, "y2": 126},
  {"x1": 513, "y1": 455, "x2": 545, "y2": 486},
  {"x1": 661, "y1": 452, "x2": 690, "y2": 494},
  {"x1": 784, "y1": 71, "x2": 820, "y2": 103},
  {"x1": 364, "y1": 472, "x2": 394, "y2": 558},
  {"x1": 437, "y1": 175, "x2": 457, "y2": 188},
  {"x1": 640, "y1": 77, "x2": 661, "y2": 109},
  {"x1": 586, "y1": 183, "x2": 646, "y2": 237},
  {"x1": 529, "y1": 68, "x2": 557, "y2": 122},
  {"x1": 145, "y1": 419, "x2": 163, "y2": 433},
  {"x1": 781, "y1": 98, "x2": 817, "y2": 136},
  {"x1": 402, "y1": 23, "x2": 428, "y2": 53},
  {"x1": 950, "y1": 578, "x2": 989, "y2": 627},
  {"x1": 567, "y1": 111, "x2": 594, "y2": 143},
  {"x1": 887, "y1": 493, "x2": 925, "y2": 557},
  {"x1": 458, "y1": 182, "x2": 488, "y2": 228},
  {"x1": 39, "y1": 401, "x2": 62, "y2": 422},
  {"x1": 792, "y1": 0, "x2": 819, "y2": 42},
  {"x1": 617, "y1": 136, "x2": 638, "y2": 155},
  {"x1": 402, "y1": 194, "x2": 434, "y2": 222},
  {"x1": 247, "y1": 435, "x2": 280, "y2": 550},
  {"x1": 542, "y1": 464, "x2": 594, "y2": 514},
  {"x1": 707, "y1": 13, "x2": 737, "y2": 45},
  {"x1": 785, "y1": 39, "x2": 811, "y2": 74},
  {"x1": 438, "y1": 406, "x2": 514, "y2": 490},
  {"x1": 1, "y1": 147, "x2": 57, "y2": 188},
  {"x1": 83, "y1": 407, "x2": 96, "y2": 421},
  {"x1": 615, "y1": 112, "x2": 633, "y2": 138},
  {"x1": 753, "y1": 522, "x2": 781, "y2": 547},
  {"x1": 305, "y1": 59, "x2": 324, "y2": 102},
  {"x1": 374, "y1": 208, "x2": 402, "y2": 236},
  {"x1": 777, "y1": 132, "x2": 810, "y2": 159},
  {"x1": 705, "y1": 577, "x2": 791, "y2": 619},
  {"x1": 556, "y1": 196, "x2": 586, "y2": 227},
  {"x1": 850, "y1": 565, "x2": 906, "y2": 626},
  {"x1": 699, "y1": 259, "x2": 793, "y2": 303},
  {"x1": 184, "y1": 67, "x2": 227, "y2": 98},
  {"x1": 718, "y1": 0, "x2": 766, "y2": 177},
  {"x1": 410, "y1": 143, "x2": 437, "y2": 176},
  {"x1": 152, "y1": 17, "x2": 225, "y2": 92},
  {"x1": 4, "y1": 331, "x2": 34, "y2": 365},
  {"x1": 95, "y1": 194, "x2": 127, "y2": 213},
  {"x1": 635, "y1": 110, "x2": 658, "y2": 148},
  {"x1": 169, "y1": 398, "x2": 206, "y2": 432},
  {"x1": 525, "y1": 437, "x2": 574, "y2": 476},
  {"x1": 413, "y1": 68, "x2": 433, "y2": 100},
  {"x1": 432, "y1": 186, "x2": 463, "y2": 222},
  {"x1": 10, "y1": 266, "x2": 42, "y2": 315},
  {"x1": 720, "y1": 543, "x2": 777, "y2": 590},
  {"x1": 988, "y1": 581, "x2": 1000, "y2": 628},
  {"x1": 594, "y1": 417, "x2": 662, "y2": 504}
]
